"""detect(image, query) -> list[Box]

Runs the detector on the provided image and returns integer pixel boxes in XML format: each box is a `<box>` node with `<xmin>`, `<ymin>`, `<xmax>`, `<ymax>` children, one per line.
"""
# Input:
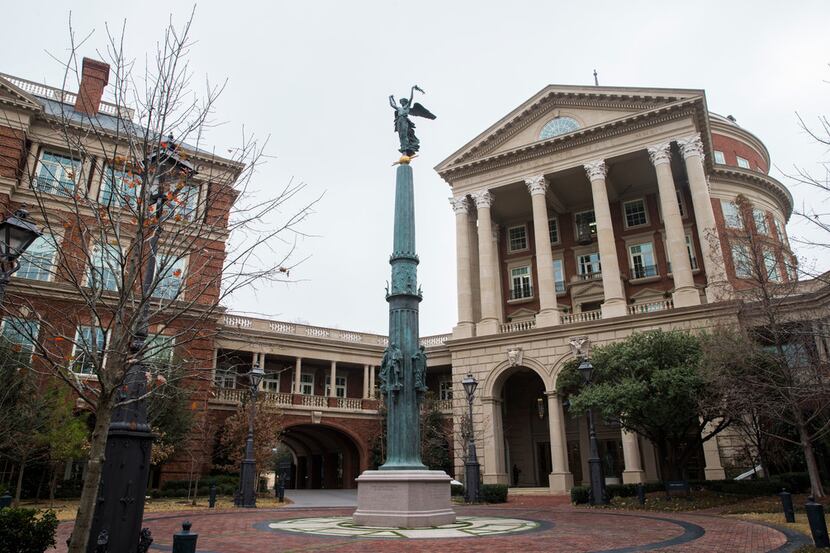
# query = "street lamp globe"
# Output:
<box><xmin>250</xmin><ymin>363</ymin><xmax>265</xmax><ymax>390</ymax></box>
<box><xmin>578</xmin><ymin>360</ymin><xmax>594</xmax><ymax>385</ymax></box>
<box><xmin>462</xmin><ymin>373</ymin><xmax>478</xmax><ymax>401</ymax></box>
<box><xmin>0</xmin><ymin>208</ymin><xmax>41</xmax><ymax>261</ymax></box>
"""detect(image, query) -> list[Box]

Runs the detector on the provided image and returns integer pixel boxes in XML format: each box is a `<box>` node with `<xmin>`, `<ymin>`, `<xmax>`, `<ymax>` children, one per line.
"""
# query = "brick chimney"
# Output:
<box><xmin>74</xmin><ymin>57</ymin><xmax>110</xmax><ymax>115</ymax></box>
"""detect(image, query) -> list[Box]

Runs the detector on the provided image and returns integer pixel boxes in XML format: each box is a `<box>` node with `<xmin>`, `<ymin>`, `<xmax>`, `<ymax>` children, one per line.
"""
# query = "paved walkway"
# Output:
<box><xmin>54</xmin><ymin>496</ymin><xmax>809</xmax><ymax>552</ymax></box>
<box><xmin>284</xmin><ymin>489</ymin><xmax>357</xmax><ymax>509</ymax></box>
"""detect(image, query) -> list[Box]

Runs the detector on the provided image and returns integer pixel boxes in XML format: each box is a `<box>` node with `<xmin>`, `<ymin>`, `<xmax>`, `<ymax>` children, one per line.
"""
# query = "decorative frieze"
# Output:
<box><xmin>583</xmin><ymin>160</ymin><xmax>607</xmax><ymax>181</ymax></box>
<box><xmin>524</xmin><ymin>174</ymin><xmax>548</xmax><ymax>196</ymax></box>
<box><xmin>677</xmin><ymin>133</ymin><xmax>705</xmax><ymax>161</ymax></box>
<box><xmin>449</xmin><ymin>195</ymin><xmax>470</xmax><ymax>215</ymax></box>
<box><xmin>471</xmin><ymin>189</ymin><xmax>494</xmax><ymax>209</ymax></box>
<box><xmin>647</xmin><ymin>142</ymin><xmax>673</xmax><ymax>166</ymax></box>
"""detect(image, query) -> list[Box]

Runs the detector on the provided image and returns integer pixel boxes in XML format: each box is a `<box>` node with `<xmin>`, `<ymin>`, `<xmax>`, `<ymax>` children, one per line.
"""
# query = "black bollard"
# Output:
<box><xmin>636</xmin><ymin>483</ymin><xmax>646</xmax><ymax>506</ymax></box>
<box><xmin>208</xmin><ymin>484</ymin><xmax>217</xmax><ymax>508</ymax></box>
<box><xmin>0</xmin><ymin>492</ymin><xmax>11</xmax><ymax>509</ymax></box>
<box><xmin>172</xmin><ymin>521</ymin><xmax>198</xmax><ymax>553</ymax></box>
<box><xmin>805</xmin><ymin>496</ymin><xmax>830</xmax><ymax>549</ymax></box>
<box><xmin>779</xmin><ymin>489</ymin><xmax>795</xmax><ymax>523</ymax></box>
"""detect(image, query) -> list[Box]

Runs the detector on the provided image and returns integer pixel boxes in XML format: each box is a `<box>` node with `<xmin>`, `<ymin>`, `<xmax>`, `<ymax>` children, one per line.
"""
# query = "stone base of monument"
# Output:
<box><xmin>353</xmin><ymin>470</ymin><xmax>456</xmax><ymax>527</ymax></box>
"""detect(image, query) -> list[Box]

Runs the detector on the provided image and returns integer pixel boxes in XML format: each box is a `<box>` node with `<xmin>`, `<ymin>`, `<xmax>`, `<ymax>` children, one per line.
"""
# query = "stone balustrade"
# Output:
<box><xmin>561</xmin><ymin>310</ymin><xmax>602</xmax><ymax>325</ymax></box>
<box><xmin>626</xmin><ymin>299</ymin><xmax>674</xmax><ymax>315</ymax></box>
<box><xmin>500</xmin><ymin>319</ymin><xmax>537</xmax><ymax>333</ymax></box>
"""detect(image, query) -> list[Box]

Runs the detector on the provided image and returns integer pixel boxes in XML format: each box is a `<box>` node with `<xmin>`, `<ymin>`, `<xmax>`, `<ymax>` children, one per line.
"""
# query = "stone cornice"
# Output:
<box><xmin>710</xmin><ymin>166</ymin><xmax>793</xmax><ymax>218</ymax></box>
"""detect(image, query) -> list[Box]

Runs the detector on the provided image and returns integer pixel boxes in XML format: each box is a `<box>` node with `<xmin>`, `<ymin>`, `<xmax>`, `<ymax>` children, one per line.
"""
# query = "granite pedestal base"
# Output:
<box><xmin>353</xmin><ymin>469</ymin><xmax>456</xmax><ymax>527</ymax></box>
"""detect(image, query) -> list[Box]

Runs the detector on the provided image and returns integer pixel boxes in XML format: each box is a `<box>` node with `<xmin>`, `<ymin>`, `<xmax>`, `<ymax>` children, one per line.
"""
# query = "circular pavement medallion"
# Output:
<box><xmin>266</xmin><ymin>515</ymin><xmax>541</xmax><ymax>539</ymax></box>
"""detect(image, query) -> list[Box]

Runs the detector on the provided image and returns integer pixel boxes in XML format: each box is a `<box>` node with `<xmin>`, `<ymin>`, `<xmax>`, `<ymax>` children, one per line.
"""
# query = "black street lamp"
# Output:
<box><xmin>570</xmin><ymin>336</ymin><xmax>606</xmax><ymax>506</ymax></box>
<box><xmin>462</xmin><ymin>372</ymin><xmax>481</xmax><ymax>503</ymax></box>
<box><xmin>0</xmin><ymin>208</ymin><xmax>42</xmax><ymax>303</ymax></box>
<box><xmin>237</xmin><ymin>363</ymin><xmax>265</xmax><ymax>508</ymax></box>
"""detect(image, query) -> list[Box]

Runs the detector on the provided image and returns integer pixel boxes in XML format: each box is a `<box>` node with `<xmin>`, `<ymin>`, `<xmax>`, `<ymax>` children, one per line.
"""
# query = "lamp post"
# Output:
<box><xmin>569</xmin><ymin>336</ymin><xmax>606</xmax><ymax>506</ymax></box>
<box><xmin>238</xmin><ymin>363</ymin><xmax>265</xmax><ymax>508</ymax></box>
<box><xmin>0</xmin><ymin>208</ymin><xmax>42</xmax><ymax>304</ymax></box>
<box><xmin>462</xmin><ymin>373</ymin><xmax>481</xmax><ymax>503</ymax></box>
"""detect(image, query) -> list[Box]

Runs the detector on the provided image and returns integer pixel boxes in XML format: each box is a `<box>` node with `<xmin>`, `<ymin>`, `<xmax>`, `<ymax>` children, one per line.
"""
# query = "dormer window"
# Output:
<box><xmin>539</xmin><ymin>117</ymin><xmax>580</xmax><ymax>140</ymax></box>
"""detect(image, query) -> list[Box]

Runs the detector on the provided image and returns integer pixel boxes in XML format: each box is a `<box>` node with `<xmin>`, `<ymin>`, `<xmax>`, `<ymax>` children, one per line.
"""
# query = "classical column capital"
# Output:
<box><xmin>583</xmin><ymin>159</ymin><xmax>607</xmax><ymax>181</ymax></box>
<box><xmin>471</xmin><ymin>189</ymin><xmax>494</xmax><ymax>209</ymax></box>
<box><xmin>677</xmin><ymin>133</ymin><xmax>705</xmax><ymax>161</ymax></box>
<box><xmin>524</xmin><ymin>174</ymin><xmax>548</xmax><ymax>196</ymax></box>
<box><xmin>449</xmin><ymin>195</ymin><xmax>470</xmax><ymax>215</ymax></box>
<box><xmin>647</xmin><ymin>142</ymin><xmax>673</xmax><ymax>166</ymax></box>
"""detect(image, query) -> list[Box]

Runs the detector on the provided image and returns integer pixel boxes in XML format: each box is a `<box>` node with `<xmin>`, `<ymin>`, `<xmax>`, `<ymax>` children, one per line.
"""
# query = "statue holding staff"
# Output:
<box><xmin>390</xmin><ymin>85</ymin><xmax>436</xmax><ymax>157</ymax></box>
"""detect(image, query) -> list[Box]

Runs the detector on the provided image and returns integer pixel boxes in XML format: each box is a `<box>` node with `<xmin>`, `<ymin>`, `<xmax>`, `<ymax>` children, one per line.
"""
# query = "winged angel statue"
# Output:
<box><xmin>390</xmin><ymin>85</ymin><xmax>436</xmax><ymax>156</ymax></box>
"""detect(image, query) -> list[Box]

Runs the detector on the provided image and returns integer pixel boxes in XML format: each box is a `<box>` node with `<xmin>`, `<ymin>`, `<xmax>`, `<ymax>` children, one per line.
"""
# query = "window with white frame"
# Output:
<box><xmin>574</xmin><ymin>210</ymin><xmax>597</xmax><ymax>241</ymax></box>
<box><xmin>299</xmin><ymin>373</ymin><xmax>314</xmax><ymax>395</ymax></box>
<box><xmin>214</xmin><ymin>368</ymin><xmax>237</xmax><ymax>389</ymax></box>
<box><xmin>736</xmin><ymin>156</ymin><xmax>750</xmax><ymax>169</ymax></box>
<box><xmin>553</xmin><ymin>259</ymin><xmax>565</xmax><ymax>293</ymax></box>
<box><xmin>168</xmin><ymin>184</ymin><xmax>200</xmax><ymax>222</ymax></box>
<box><xmin>721</xmin><ymin>200</ymin><xmax>742</xmax><ymax>228</ymax></box>
<box><xmin>628</xmin><ymin>242</ymin><xmax>657</xmax><ymax>279</ymax></box>
<box><xmin>263</xmin><ymin>373</ymin><xmax>280</xmax><ymax>393</ymax></box>
<box><xmin>509</xmin><ymin>266</ymin><xmax>533</xmax><ymax>299</ymax></box>
<box><xmin>0</xmin><ymin>317</ymin><xmax>39</xmax><ymax>356</ymax></box>
<box><xmin>439</xmin><ymin>378</ymin><xmax>453</xmax><ymax>401</ymax></box>
<box><xmin>72</xmin><ymin>325</ymin><xmax>106</xmax><ymax>375</ymax></box>
<box><xmin>713</xmin><ymin>150</ymin><xmax>726</xmax><ymax>164</ymax></box>
<box><xmin>153</xmin><ymin>254</ymin><xmax>186</xmax><ymax>300</ymax></box>
<box><xmin>507</xmin><ymin>225</ymin><xmax>528</xmax><ymax>252</ymax></box>
<box><xmin>325</xmin><ymin>376</ymin><xmax>347</xmax><ymax>398</ymax></box>
<box><xmin>578</xmin><ymin>251</ymin><xmax>601</xmax><ymax>277</ymax></box>
<box><xmin>732</xmin><ymin>243</ymin><xmax>752</xmax><ymax>278</ymax></box>
<box><xmin>763</xmin><ymin>248</ymin><xmax>781</xmax><ymax>282</ymax></box>
<box><xmin>16</xmin><ymin>234</ymin><xmax>58</xmax><ymax>281</ymax></box>
<box><xmin>35</xmin><ymin>151</ymin><xmax>80</xmax><ymax>196</ymax></box>
<box><xmin>99</xmin><ymin>164</ymin><xmax>139</xmax><ymax>207</ymax></box>
<box><xmin>548</xmin><ymin>217</ymin><xmax>559</xmax><ymax>244</ymax></box>
<box><xmin>88</xmin><ymin>242</ymin><xmax>122</xmax><ymax>292</ymax></box>
<box><xmin>623</xmin><ymin>199</ymin><xmax>648</xmax><ymax>228</ymax></box>
<box><xmin>753</xmin><ymin>209</ymin><xmax>769</xmax><ymax>235</ymax></box>
<box><xmin>774</xmin><ymin>219</ymin><xmax>788</xmax><ymax>245</ymax></box>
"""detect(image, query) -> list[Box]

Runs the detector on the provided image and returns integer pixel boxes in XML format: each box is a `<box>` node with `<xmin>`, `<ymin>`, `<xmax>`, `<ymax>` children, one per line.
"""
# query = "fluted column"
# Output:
<box><xmin>547</xmin><ymin>391</ymin><xmax>574</xmax><ymax>493</ymax></box>
<box><xmin>472</xmin><ymin>190</ymin><xmax>500</xmax><ymax>335</ymax></box>
<box><xmin>621</xmin><ymin>428</ymin><xmax>646</xmax><ymax>484</ymax></box>
<box><xmin>481</xmin><ymin>397</ymin><xmax>508</xmax><ymax>484</ymax></box>
<box><xmin>491</xmin><ymin>224</ymin><xmax>505</xmax><ymax>324</ymax></box>
<box><xmin>677</xmin><ymin>134</ymin><xmax>732</xmax><ymax>302</ymax></box>
<box><xmin>584</xmin><ymin>160</ymin><xmax>627</xmax><ymax>318</ymax></box>
<box><xmin>525</xmin><ymin>175</ymin><xmax>561</xmax><ymax>327</ymax></box>
<box><xmin>362</xmin><ymin>364</ymin><xmax>370</xmax><ymax>399</ymax></box>
<box><xmin>293</xmin><ymin>357</ymin><xmax>303</xmax><ymax>394</ymax></box>
<box><xmin>450</xmin><ymin>196</ymin><xmax>475</xmax><ymax>338</ymax></box>
<box><xmin>329</xmin><ymin>360</ymin><xmax>337</xmax><ymax>398</ymax></box>
<box><xmin>369</xmin><ymin>365</ymin><xmax>376</xmax><ymax>398</ymax></box>
<box><xmin>648</xmin><ymin>143</ymin><xmax>700</xmax><ymax>307</ymax></box>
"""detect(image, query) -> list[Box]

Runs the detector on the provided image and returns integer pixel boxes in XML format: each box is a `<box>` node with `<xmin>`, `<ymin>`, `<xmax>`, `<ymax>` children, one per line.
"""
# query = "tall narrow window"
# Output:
<box><xmin>548</xmin><ymin>217</ymin><xmax>559</xmax><ymax>244</ymax></box>
<box><xmin>774</xmin><ymin>219</ymin><xmax>788</xmax><ymax>245</ymax></box>
<box><xmin>732</xmin><ymin>243</ymin><xmax>752</xmax><ymax>278</ymax></box>
<box><xmin>628</xmin><ymin>242</ymin><xmax>657</xmax><ymax>279</ymax></box>
<box><xmin>763</xmin><ymin>248</ymin><xmax>781</xmax><ymax>282</ymax></box>
<box><xmin>153</xmin><ymin>254</ymin><xmax>186</xmax><ymax>300</ymax></box>
<box><xmin>325</xmin><ymin>376</ymin><xmax>347</xmax><ymax>398</ymax></box>
<box><xmin>721</xmin><ymin>200</ymin><xmax>742</xmax><ymax>228</ymax></box>
<box><xmin>578</xmin><ymin>252</ymin><xmax>601</xmax><ymax>277</ymax></box>
<box><xmin>574</xmin><ymin>210</ymin><xmax>597</xmax><ymax>242</ymax></box>
<box><xmin>100</xmin><ymin>165</ymin><xmax>139</xmax><ymax>207</ymax></box>
<box><xmin>753</xmin><ymin>209</ymin><xmax>769</xmax><ymax>235</ymax></box>
<box><xmin>300</xmin><ymin>373</ymin><xmax>314</xmax><ymax>395</ymax></box>
<box><xmin>35</xmin><ymin>152</ymin><xmax>80</xmax><ymax>196</ymax></box>
<box><xmin>508</xmin><ymin>225</ymin><xmax>528</xmax><ymax>252</ymax></box>
<box><xmin>713</xmin><ymin>150</ymin><xmax>726</xmax><ymax>164</ymax></box>
<box><xmin>623</xmin><ymin>199</ymin><xmax>648</xmax><ymax>228</ymax></box>
<box><xmin>88</xmin><ymin>243</ymin><xmax>122</xmax><ymax>292</ymax></box>
<box><xmin>72</xmin><ymin>326</ymin><xmax>106</xmax><ymax>375</ymax></box>
<box><xmin>553</xmin><ymin>259</ymin><xmax>565</xmax><ymax>293</ymax></box>
<box><xmin>16</xmin><ymin>234</ymin><xmax>58</xmax><ymax>281</ymax></box>
<box><xmin>439</xmin><ymin>378</ymin><xmax>453</xmax><ymax>401</ymax></box>
<box><xmin>510</xmin><ymin>266</ymin><xmax>533</xmax><ymax>299</ymax></box>
<box><xmin>676</xmin><ymin>190</ymin><xmax>686</xmax><ymax>217</ymax></box>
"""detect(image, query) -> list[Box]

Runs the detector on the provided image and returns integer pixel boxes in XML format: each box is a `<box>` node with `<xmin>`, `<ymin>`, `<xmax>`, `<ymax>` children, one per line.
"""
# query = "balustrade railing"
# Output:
<box><xmin>301</xmin><ymin>395</ymin><xmax>329</xmax><ymax>407</ymax></box>
<box><xmin>561</xmin><ymin>310</ymin><xmax>602</xmax><ymax>324</ymax></box>
<box><xmin>434</xmin><ymin>399</ymin><xmax>453</xmax><ymax>413</ymax></box>
<box><xmin>336</xmin><ymin>398</ymin><xmax>363</xmax><ymax>410</ymax></box>
<box><xmin>626</xmin><ymin>299</ymin><xmax>674</xmax><ymax>315</ymax></box>
<box><xmin>500</xmin><ymin>319</ymin><xmax>536</xmax><ymax>333</ymax></box>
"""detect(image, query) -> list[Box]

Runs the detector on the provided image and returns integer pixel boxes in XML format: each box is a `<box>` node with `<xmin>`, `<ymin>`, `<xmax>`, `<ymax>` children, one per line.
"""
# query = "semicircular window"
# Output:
<box><xmin>539</xmin><ymin>117</ymin><xmax>580</xmax><ymax>140</ymax></box>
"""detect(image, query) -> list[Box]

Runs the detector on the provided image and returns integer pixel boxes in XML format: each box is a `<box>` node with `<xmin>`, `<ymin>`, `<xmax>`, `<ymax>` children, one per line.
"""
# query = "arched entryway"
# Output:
<box><xmin>502</xmin><ymin>369</ymin><xmax>550</xmax><ymax>487</ymax></box>
<box><xmin>280</xmin><ymin>424</ymin><xmax>363</xmax><ymax>489</ymax></box>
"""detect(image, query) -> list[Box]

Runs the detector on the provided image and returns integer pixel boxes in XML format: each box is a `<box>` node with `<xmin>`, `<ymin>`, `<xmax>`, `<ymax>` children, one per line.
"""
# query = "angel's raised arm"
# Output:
<box><xmin>389</xmin><ymin>95</ymin><xmax>397</xmax><ymax>109</ymax></box>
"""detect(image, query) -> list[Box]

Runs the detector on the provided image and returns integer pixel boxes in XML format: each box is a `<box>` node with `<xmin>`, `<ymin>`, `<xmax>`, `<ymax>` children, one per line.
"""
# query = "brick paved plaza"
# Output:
<box><xmin>54</xmin><ymin>496</ymin><xmax>809</xmax><ymax>552</ymax></box>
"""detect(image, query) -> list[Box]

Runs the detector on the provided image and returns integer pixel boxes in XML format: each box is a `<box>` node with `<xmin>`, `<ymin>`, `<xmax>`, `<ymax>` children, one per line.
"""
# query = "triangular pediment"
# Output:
<box><xmin>508</xmin><ymin>307</ymin><xmax>537</xmax><ymax>321</ymax></box>
<box><xmin>0</xmin><ymin>75</ymin><xmax>44</xmax><ymax>112</ymax></box>
<box><xmin>570</xmin><ymin>280</ymin><xmax>605</xmax><ymax>299</ymax></box>
<box><xmin>630</xmin><ymin>287</ymin><xmax>668</xmax><ymax>301</ymax></box>
<box><xmin>435</xmin><ymin>84</ymin><xmax>705</xmax><ymax>176</ymax></box>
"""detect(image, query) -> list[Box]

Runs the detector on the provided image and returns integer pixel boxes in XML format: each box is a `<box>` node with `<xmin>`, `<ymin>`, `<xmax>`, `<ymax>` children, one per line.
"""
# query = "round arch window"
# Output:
<box><xmin>539</xmin><ymin>117</ymin><xmax>580</xmax><ymax>140</ymax></box>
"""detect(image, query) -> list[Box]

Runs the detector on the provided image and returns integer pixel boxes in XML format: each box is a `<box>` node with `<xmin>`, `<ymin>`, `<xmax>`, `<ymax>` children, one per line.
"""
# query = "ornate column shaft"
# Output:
<box><xmin>369</xmin><ymin>365</ymin><xmax>376</xmax><ymax>399</ymax></box>
<box><xmin>293</xmin><ymin>357</ymin><xmax>303</xmax><ymax>394</ymax></box>
<box><xmin>678</xmin><ymin>134</ymin><xmax>731</xmax><ymax>302</ymax></box>
<box><xmin>468</xmin><ymin>213</ymin><xmax>482</xmax><ymax>323</ymax></box>
<box><xmin>547</xmin><ymin>391</ymin><xmax>574</xmax><ymax>493</ymax></box>
<box><xmin>363</xmin><ymin>364</ymin><xmax>370</xmax><ymax>399</ymax></box>
<box><xmin>491</xmin><ymin>224</ymin><xmax>505</xmax><ymax>324</ymax></box>
<box><xmin>481</xmin><ymin>397</ymin><xmax>508</xmax><ymax>485</ymax></box>
<box><xmin>329</xmin><ymin>361</ymin><xmax>338</xmax><ymax>398</ymax></box>
<box><xmin>526</xmin><ymin>175</ymin><xmax>561</xmax><ymax>327</ymax></box>
<box><xmin>647</xmin><ymin>143</ymin><xmax>700</xmax><ymax>307</ymax></box>
<box><xmin>450</xmin><ymin>196</ymin><xmax>475</xmax><ymax>338</ymax></box>
<box><xmin>472</xmin><ymin>190</ymin><xmax>500</xmax><ymax>335</ymax></box>
<box><xmin>584</xmin><ymin>160</ymin><xmax>627</xmax><ymax>318</ymax></box>
<box><xmin>621</xmin><ymin>428</ymin><xmax>646</xmax><ymax>484</ymax></box>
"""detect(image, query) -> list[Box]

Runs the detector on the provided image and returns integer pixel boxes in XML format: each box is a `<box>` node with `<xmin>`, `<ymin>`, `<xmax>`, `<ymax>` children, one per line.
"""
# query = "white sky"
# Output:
<box><xmin>4</xmin><ymin>1</ymin><xmax>830</xmax><ymax>336</ymax></box>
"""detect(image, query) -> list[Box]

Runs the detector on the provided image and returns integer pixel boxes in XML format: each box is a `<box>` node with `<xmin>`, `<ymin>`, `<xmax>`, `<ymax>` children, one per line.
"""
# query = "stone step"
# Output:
<box><xmin>508</xmin><ymin>487</ymin><xmax>551</xmax><ymax>495</ymax></box>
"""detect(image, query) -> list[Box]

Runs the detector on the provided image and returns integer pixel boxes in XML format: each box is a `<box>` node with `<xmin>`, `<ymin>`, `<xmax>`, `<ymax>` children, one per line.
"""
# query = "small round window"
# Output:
<box><xmin>539</xmin><ymin>117</ymin><xmax>580</xmax><ymax>140</ymax></box>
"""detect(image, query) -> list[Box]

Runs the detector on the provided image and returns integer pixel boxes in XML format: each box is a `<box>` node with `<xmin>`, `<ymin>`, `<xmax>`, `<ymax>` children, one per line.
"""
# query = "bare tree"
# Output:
<box><xmin>0</xmin><ymin>12</ymin><xmax>317</xmax><ymax>552</ymax></box>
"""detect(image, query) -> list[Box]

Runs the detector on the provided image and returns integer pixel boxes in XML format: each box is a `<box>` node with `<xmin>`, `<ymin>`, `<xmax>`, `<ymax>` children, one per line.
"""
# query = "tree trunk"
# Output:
<box><xmin>13</xmin><ymin>457</ymin><xmax>26</xmax><ymax>506</ymax></box>
<box><xmin>801</xmin><ymin>431</ymin><xmax>825</xmax><ymax>498</ymax></box>
<box><xmin>49</xmin><ymin>463</ymin><xmax>60</xmax><ymax>503</ymax></box>
<box><xmin>67</xmin><ymin>398</ymin><xmax>113</xmax><ymax>553</ymax></box>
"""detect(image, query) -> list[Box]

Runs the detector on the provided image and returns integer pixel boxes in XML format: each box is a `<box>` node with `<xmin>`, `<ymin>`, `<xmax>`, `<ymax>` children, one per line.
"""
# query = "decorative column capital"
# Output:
<box><xmin>449</xmin><ymin>195</ymin><xmax>470</xmax><ymax>215</ymax></box>
<box><xmin>524</xmin><ymin>174</ymin><xmax>548</xmax><ymax>196</ymax></box>
<box><xmin>583</xmin><ymin>160</ymin><xmax>607</xmax><ymax>181</ymax></box>
<box><xmin>471</xmin><ymin>190</ymin><xmax>494</xmax><ymax>209</ymax></box>
<box><xmin>677</xmin><ymin>133</ymin><xmax>705</xmax><ymax>161</ymax></box>
<box><xmin>647</xmin><ymin>142</ymin><xmax>673</xmax><ymax>166</ymax></box>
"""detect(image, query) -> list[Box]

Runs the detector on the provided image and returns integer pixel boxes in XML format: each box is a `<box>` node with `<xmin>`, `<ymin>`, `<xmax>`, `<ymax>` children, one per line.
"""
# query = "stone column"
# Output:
<box><xmin>546</xmin><ymin>392</ymin><xmax>574</xmax><ymax>493</ymax></box>
<box><xmin>584</xmin><ymin>160</ymin><xmax>627</xmax><ymax>318</ymax></box>
<box><xmin>450</xmin><ymin>196</ymin><xmax>475</xmax><ymax>338</ymax></box>
<box><xmin>472</xmin><ymin>190</ymin><xmax>500</xmax><ymax>335</ymax></box>
<box><xmin>293</xmin><ymin>357</ymin><xmax>303</xmax><ymax>394</ymax></box>
<box><xmin>329</xmin><ymin>361</ymin><xmax>338</xmax><ymax>398</ymax></box>
<box><xmin>369</xmin><ymin>365</ymin><xmax>376</xmax><ymax>398</ymax></box>
<box><xmin>702</xmin><ymin>422</ymin><xmax>726</xmax><ymax>480</ymax></box>
<box><xmin>647</xmin><ymin>143</ymin><xmax>700</xmax><ymax>307</ymax></box>
<box><xmin>677</xmin><ymin>133</ymin><xmax>731</xmax><ymax>302</ymax></box>
<box><xmin>491</xmin><ymin>224</ymin><xmax>505</xmax><ymax>324</ymax></box>
<box><xmin>621</xmin><ymin>428</ymin><xmax>646</xmax><ymax>484</ymax></box>
<box><xmin>525</xmin><ymin>175</ymin><xmax>561</xmax><ymax>327</ymax></box>
<box><xmin>481</xmin><ymin>397</ymin><xmax>508</xmax><ymax>484</ymax></box>
<box><xmin>469</xmin><ymin>213</ymin><xmax>482</xmax><ymax>323</ymax></box>
<box><xmin>363</xmin><ymin>364</ymin><xmax>370</xmax><ymax>399</ymax></box>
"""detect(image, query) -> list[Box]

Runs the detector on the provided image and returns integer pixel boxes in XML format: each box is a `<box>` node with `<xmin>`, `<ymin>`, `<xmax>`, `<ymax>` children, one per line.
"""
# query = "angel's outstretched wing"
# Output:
<box><xmin>409</xmin><ymin>102</ymin><xmax>437</xmax><ymax>120</ymax></box>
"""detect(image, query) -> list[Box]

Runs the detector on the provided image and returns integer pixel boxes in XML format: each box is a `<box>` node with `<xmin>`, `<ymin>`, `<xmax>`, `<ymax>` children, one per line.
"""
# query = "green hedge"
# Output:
<box><xmin>157</xmin><ymin>475</ymin><xmax>239</xmax><ymax>497</ymax></box>
<box><xmin>571</xmin><ymin>486</ymin><xmax>590</xmax><ymax>504</ymax></box>
<box><xmin>481</xmin><ymin>484</ymin><xmax>508</xmax><ymax>503</ymax></box>
<box><xmin>450</xmin><ymin>483</ymin><xmax>464</xmax><ymax>496</ymax></box>
<box><xmin>0</xmin><ymin>508</ymin><xmax>58</xmax><ymax>553</ymax></box>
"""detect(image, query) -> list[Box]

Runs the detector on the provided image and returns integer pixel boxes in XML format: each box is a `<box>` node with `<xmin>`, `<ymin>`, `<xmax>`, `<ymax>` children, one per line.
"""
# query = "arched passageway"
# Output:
<box><xmin>502</xmin><ymin>369</ymin><xmax>551</xmax><ymax>487</ymax></box>
<box><xmin>279</xmin><ymin>424</ymin><xmax>363</xmax><ymax>489</ymax></box>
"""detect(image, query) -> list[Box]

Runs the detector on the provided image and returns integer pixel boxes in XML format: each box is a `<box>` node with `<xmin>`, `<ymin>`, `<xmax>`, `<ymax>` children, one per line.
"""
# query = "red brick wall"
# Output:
<box><xmin>0</xmin><ymin>126</ymin><xmax>26</xmax><ymax>180</ymax></box>
<box><xmin>712</xmin><ymin>133</ymin><xmax>768</xmax><ymax>173</ymax></box>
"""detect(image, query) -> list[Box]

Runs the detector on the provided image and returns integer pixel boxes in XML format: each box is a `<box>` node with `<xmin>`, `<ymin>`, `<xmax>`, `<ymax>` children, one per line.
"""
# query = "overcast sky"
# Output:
<box><xmin>4</xmin><ymin>1</ymin><xmax>830</xmax><ymax>336</ymax></box>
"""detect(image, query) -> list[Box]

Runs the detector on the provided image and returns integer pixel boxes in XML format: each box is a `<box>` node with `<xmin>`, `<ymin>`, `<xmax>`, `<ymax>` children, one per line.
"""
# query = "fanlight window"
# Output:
<box><xmin>539</xmin><ymin>117</ymin><xmax>580</xmax><ymax>140</ymax></box>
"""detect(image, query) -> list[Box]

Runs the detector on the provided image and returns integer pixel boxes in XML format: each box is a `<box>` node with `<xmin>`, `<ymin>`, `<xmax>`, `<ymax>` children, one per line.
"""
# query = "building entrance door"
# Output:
<box><xmin>537</xmin><ymin>441</ymin><xmax>551</xmax><ymax>485</ymax></box>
